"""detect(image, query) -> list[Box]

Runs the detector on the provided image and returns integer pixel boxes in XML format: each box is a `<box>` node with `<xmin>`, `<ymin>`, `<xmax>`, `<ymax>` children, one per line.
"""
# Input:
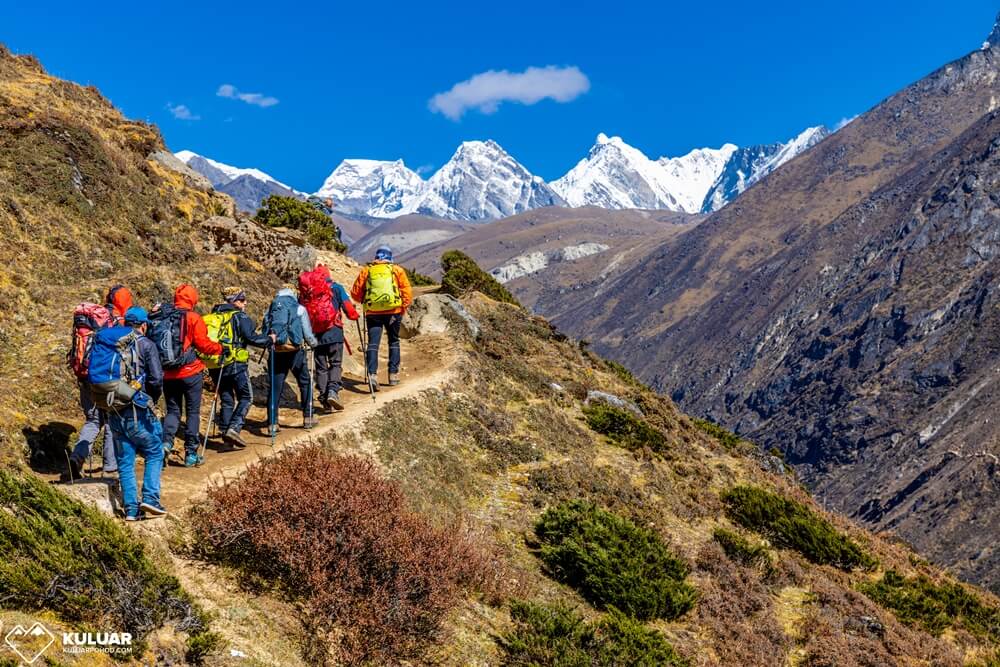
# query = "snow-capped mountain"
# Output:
<box><xmin>700</xmin><ymin>126</ymin><xmax>830</xmax><ymax>212</ymax></box>
<box><xmin>175</xmin><ymin>150</ymin><xmax>301</xmax><ymax>213</ymax></box>
<box><xmin>400</xmin><ymin>140</ymin><xmax>564</xmax><ymax>221</ymax></box>
<box><xmin>316</xmin><ymin>159</ymin><xmax>424</xmax><ymax>218</ymax></box>
<box><xmin>551</xmin><ymin>134</ymin><xmax>737</xmax><ymax>213</ymax></box>
<box><xmin>551</xmin><ymin>127</ymin><xmax>828</xmax><ymax>215</ymax></box>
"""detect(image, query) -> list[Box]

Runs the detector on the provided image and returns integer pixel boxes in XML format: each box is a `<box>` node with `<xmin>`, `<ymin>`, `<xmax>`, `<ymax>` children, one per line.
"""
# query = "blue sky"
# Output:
<box><xmin>3</xmin><ymin>1</ymin><xmax>997</xmax><ymax>190</ymax></box>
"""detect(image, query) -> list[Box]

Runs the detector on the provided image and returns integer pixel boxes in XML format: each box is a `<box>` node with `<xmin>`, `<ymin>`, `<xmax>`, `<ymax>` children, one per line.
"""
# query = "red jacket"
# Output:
<box><xmin>164</xmin><ymin>284</ymin><xmax>223</xmax><ymax>380</ymax></box>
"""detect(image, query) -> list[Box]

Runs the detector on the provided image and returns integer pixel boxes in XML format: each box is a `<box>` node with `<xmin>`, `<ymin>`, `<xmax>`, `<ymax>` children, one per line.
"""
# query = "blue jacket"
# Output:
<box><xmin>135</xmin><ymin>335</ymin><xmax>163</xmax><ymax>404</ymax></box>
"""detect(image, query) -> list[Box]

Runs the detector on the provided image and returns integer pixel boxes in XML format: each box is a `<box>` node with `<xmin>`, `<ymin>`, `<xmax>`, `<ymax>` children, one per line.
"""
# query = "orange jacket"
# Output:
<box><xmin>350</xmin><ymin>261</ymin><xmax>412</xmax><ymax>315</ymax></box>
<box><xmin>106</xmin><ymin>286</ymin><xmax>134</xmax><ymax>325</ymax></box>
<box><xmin>164</xmin><ymin>284</ymin><xmax>223</xmax><ymax>380</ymax></box>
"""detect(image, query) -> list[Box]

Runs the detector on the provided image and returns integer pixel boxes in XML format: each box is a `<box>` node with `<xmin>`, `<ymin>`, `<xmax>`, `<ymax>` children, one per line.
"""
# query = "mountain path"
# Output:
<box><xmin>41</xmin><ymin>330</ymin><xmax>457</xmax><ymax>513</ymax></box>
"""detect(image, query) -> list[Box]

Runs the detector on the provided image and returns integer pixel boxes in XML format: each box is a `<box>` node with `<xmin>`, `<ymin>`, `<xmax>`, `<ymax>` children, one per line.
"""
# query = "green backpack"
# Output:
<box><xmin>198</xmin><ymin>310</ymin><xmax>249</xmax><ymax>369</ymax></box>
<box><xmin>364</xmin><ymin>263</ymin><xmax>402</xmax><ymax>312</ymax></box>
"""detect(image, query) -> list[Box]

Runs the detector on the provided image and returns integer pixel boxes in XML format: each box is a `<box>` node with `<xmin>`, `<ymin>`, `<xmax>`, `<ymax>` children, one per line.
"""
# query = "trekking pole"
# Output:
<box><xmin>269</xmin><ymin>345</ymin><xmax>276</xmax><ymax>453</ymax></box>
<box><xmin>199</xmin><ymin>365</ymin><xmax>226</xmax><ymax>459</ymax></box>
<box><xmin>307</xmin><ymin>347</ymin><xmax>315</xmax><ymax>423</ymax></box>
<box><xmin>356</xmin><ymin>317</ymin><xmax>375</xmax><ymax>402</ymax></box>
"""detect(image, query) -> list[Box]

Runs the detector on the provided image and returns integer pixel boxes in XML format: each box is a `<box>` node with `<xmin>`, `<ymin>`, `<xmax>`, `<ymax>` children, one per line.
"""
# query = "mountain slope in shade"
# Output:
<box><xmin>700</xmin><ymin>126</ymin><xmax>830</xmax><ymax>212</ymax></box>
<box><xmin>546</xmin><ymin>29</ymin><xmax>1000</xmax><ymax>593</ymax></box>
<box><xmin>175</xmin><ymin>150</ymin><xmax>300</xmax><ymax>213</ymax></box>
<box><xmin>315</xmin><ymin>159</ymin><xmax>424</xmax><ymax>218</ymax></box>
<box><xmin>402</xmin><ymin>140</ymin><xmax>564</xmax><ymax>221</ymax></box>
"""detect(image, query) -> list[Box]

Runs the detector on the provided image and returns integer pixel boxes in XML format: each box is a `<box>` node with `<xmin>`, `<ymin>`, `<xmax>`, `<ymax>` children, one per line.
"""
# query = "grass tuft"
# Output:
<box><xmin>499</xmin><ymin>600</ymin><xmax>688</xmax><ymax>666</ymax></box>
<box><xmin>712</xmin><ymin>527</ymin><xmax>774</xmax><ymax>574</ymax></box>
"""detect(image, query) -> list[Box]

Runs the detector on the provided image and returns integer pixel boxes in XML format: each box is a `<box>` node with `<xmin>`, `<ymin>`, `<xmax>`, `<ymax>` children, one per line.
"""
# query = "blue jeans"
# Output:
<box><xmin>109</xmin><ymin>407</ymin><xmax>164</xmax><ymax>516</ymax></box>
<box><xmin>366</xmin><ymin>313</ymin><xmax>402</xmax><ymax>376</ymax></box>
<box><xmin>72</xmin><ymin>383</ymin><xmax>117</xmax><ymax>472</ymax></box>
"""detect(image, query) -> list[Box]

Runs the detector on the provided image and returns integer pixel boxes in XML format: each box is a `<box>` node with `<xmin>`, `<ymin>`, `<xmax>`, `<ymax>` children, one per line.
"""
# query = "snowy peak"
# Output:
<box><xmin>551</xmin><ymin>134</ymin><xmax>729</xmax><ymax>213</ymax></box>
<box><xmin>700</xmin><ymin>125</ymin><xmax>829</xmax><ymax>212</ymax></box>
<box><xmin>316</xmin><ymin>159</ymin><xmax>424</xmax><ymax>218</ymax></box>
<box><xmin>175</xmin><ymin>151</ymin><xmax>293</xmax><ymax>191</ymax></box>
<box><xmin>175</xmin><ymin>150</ymin><xmax>301</xmax><ymax>212</ymax></box>
<box><xmin>403</xmin><ymin>139</ymin><xmax>564</xmax><ymax>221</ymax></box>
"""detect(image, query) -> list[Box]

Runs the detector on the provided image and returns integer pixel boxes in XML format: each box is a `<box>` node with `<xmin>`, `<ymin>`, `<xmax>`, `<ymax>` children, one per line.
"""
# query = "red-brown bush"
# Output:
<box><xmin>191</xmin><ymin>446</ymin><xmax>503</xmax><ymax>664</ymax></box>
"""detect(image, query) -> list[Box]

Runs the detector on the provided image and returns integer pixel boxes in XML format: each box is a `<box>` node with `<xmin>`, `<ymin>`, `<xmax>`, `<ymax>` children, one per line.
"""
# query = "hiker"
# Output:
<box><xmin>151</xmin><ymin>284</ymin><xmax>222</xmax><ymax>467</ymax></box>
<box><xmin>265</xmin><ymin>284</ymin><xmax>319</xmax><ymax>432</ymax></box>
<box><xmin>65</xmin><ymin>302</ymin><xmax>117</xmax><ymax>480</ymax></box>
<box><xmin>104</xmin><ymin>284</ymin><xmax>135</xmax><ymax>326</ymax></box>
<box><xmin>87</xmin><ymin>306</ymin><xmax>165</xmax><ymax>521</ymax></box>
<box><xmin>207</xmin><ymin>287</ymin><xmax>275</xmax><ymax>448</ymax></box>
<box><xmin>304</xmin><ymin>265</ymin><xmax>359</xmax><ymax>411</ymax></box>
<box><xmin>350</xmin><ymin>245</ymin><xmax>412</xmax><ymax>387</ymax></box>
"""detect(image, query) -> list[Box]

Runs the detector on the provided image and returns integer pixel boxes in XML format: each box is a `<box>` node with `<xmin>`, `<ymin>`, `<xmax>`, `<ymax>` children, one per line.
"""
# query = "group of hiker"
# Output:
<box><xmin>65</xmin><ymin>246</ymin><xmax>412</xmax><ymax>521</ymax></box>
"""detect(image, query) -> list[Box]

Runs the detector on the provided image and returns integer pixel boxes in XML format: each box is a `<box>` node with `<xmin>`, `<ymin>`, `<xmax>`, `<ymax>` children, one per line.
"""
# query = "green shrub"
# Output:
<box><xmin>721</xmin><ymin>486</ymin><xmax>876</xmax><ymax>571</ymax></box>
<box><xmin>0</xmin><ymin>469</ymin><xmax>212</xmax><ymax>652</ymax></box>
<box><xmin>858</xmin><ymin>570</ymin><xmax>1000</xmax><ymax>640</ymax></box>
<box><xmin>582</xmin><ymin>403</ymin><xmax>668</xmax><ymax>453</ymax></box>
<box><xmin>440</xmin><ymin>250</ymin><xmax>521</xmax><ymax>306</ymax></box>
<box><xmin>692</xmin><ymin>417</ymin><xmax>748</xmax><ymax>452</ymax></box>
<box><xmin>534</xmin><ymin>501</ymin><xmax>697</xmax><ymax>621</ymax></box>
<box><xmin>712</xmin><ymin>527</ymin><xmax>774</xmax><ymax>573</ymax></box>
<box><xmin>405</xmin><ymin>266</ymin><xmax>436</xmax><ymax>286</ymax></box>
<box><xmin>499</xmin><ymin>600</ymin><xmax>688</xmax><ymax>666</ymax></box>
<box><xmin>254</xmin><ymin>194</ymin><xmax>346</xmax><ymax>252</ymax></box>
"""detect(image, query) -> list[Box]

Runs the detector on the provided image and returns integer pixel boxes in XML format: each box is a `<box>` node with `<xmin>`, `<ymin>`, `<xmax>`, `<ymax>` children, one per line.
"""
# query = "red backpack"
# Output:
<box><xmin>67</xmin><ymin>303</ymin><xmax>112</xmax><ymax>379</ymax></box>
<box><xmin>298</xmin><ymin>268</ymin><xmax>339</xmax><ymax>335</ymax></box>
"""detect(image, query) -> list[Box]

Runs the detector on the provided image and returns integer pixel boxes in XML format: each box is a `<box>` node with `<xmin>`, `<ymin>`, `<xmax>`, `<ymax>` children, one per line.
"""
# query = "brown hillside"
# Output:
<box><xmin>547</xmin><ymin>31</ymin><xmax>1000</xmax><ymax>592</ymax></box>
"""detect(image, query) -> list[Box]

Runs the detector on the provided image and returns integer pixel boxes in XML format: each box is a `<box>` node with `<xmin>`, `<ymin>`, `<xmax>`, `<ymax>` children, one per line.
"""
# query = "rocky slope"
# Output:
<box><xmin>550</xmin><ymin>23</ymin><xmax>1000</xmax><ymax>593</ymax></box>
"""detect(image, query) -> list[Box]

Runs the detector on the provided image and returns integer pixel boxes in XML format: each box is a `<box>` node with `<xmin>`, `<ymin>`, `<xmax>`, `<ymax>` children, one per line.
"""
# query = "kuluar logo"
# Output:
<box><xmin>5</xmin><ymin>622</ymin><xmax>55</xmax><ymax>664</ymax></box>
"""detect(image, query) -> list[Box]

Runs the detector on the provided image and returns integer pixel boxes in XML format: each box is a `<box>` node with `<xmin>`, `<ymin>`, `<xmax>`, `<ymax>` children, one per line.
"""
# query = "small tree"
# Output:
<box><xmin>254</xmin><ymin>195</ymin><xmax>347</xmax><ymax>253</ymax></box>
<box><xmin>440</xmin><ymin>250</ymin><xmax>521</xmax><ymax>306</ymax></box>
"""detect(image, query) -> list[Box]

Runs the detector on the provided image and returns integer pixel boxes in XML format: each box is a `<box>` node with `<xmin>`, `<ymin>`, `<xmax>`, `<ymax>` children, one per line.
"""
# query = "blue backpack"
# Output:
<box><xmin>264</xmin><ymin>294</ymin><xmax>303</xmax><ymax>348</ymax></box>
<box><xmin>87</xmin><ymin>326</ymin><xmax>141</xmax><ymax>410</ymax></box>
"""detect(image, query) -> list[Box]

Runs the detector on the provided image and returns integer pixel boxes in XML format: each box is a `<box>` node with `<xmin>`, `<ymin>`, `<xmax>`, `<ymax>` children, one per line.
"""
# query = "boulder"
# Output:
<box><xmin>400</xmin><ymin>294</ymin><xmax>481</xmax><ymax>339</ymax></box>
<box><xmin>59</xmin><ymin>479</ymin><xmax>118</xmax><ymax>516</ymax></box>
<box><xmin>201</xmin><ymin>215</ymin><xmax>318</xmax><ymax>280</ymax></box>
<box><xmin>585</xmin><ymin>390</ymin><xmax>643</xmax><ymax>417</ymax></box>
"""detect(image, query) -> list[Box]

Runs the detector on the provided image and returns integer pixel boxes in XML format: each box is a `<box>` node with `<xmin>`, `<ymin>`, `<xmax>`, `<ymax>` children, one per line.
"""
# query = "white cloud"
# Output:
<box><xmin>834</xmin><ymin>115</ymin><xmax>858</xmax><ymax>131</ymax></box>
<box><xmin>415</xmin><ymin>163</ymin><xmax>435</xmax><ymax>176</ymax></box>
<box><xmin>429</xmin><ymin>65</ymin><xmax>590</xmax><ymax>121</ymax></box>
<box><xmin>166</xmin><ymin>103</ymin><xmax>200</xmax><ymax>120</ymax></box>
<box><xmin>216</xmin><ymin>83</ymin><xmax>279</xmax><ymax>108</ymax></box>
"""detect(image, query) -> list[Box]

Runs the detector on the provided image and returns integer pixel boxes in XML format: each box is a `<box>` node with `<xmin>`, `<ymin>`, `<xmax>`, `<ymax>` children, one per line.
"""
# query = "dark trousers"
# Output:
<box><xmin>163</xmin><ymin>374</ymin><xmax>203</xmax><ymax>455</ymax></box>
<box><xmin>366</xmin><ymin>313</ymin><xmax>401</xmax><ymax>376</ymax></box>
<box><xmin>314</xmin><ymin>342</ymin><xmax>344</xmax><ymax>397</ymax></box>
<box><xmin>210</xmin><ymin>365</ymin><xmax>253</xmax><ymax>435</ymax></box>
<box><xmin>268</xmin><ymin>349</ymin><xmax>312</xmax><ymax>424</ymax></box>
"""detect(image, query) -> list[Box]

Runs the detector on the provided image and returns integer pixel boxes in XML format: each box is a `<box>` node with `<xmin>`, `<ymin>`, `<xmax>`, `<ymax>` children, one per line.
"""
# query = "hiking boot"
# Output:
<box><xmin>302</xmin><ymin>416</ymin><xmax>319</xmax><ymax>430</ymax></box>
<box><xmin>326</xmin><ymin>390</ymin><xmax>344</xmax><ymax>411</ymax></box>
<box><xmin>223</xmin><ymin>428</ymin><xmax>247</xmax><ymax>448</ymax></box>
<box><xmin>60</xmin><ymin>457</ymin><xmax>84</xmax><ymax>483</ymax></box>
<box><xmin>319</xmin><ymin>393</ymin><xmax>331</xmax><ymax>410</ymax></box>
<box><xmin>124</xmin><ymin>512</ymin><xmax>142</xmax><ymax>522</ymax></box>
<box><xmin>140</xmin><ymin>501</ymin><xmax>168</xmax><ymax>517</ymax></box>
<box><xmin>184</xmin><ymin>452</ymin><xmax>204</xmax><ymax>468</ymax></box>
<box><xmin>388</xmin><ymin>373</ymin><xmax>400</xmax><ymax>386</ymax></box>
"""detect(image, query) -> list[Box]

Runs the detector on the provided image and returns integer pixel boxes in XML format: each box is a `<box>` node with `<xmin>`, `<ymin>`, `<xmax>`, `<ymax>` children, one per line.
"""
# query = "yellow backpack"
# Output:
<box><xmin>364</xmin><ymin>263</ymin><xmax>402</xmax><ymax>311</ymax></box>
<box><xmin>198</xmin><ymin>310</ymin><xmax>249</xmax><ymax>369</ymax></box>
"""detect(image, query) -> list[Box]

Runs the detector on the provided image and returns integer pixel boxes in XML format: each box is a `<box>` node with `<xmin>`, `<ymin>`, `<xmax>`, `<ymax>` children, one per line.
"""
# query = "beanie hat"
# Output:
<box><xmin>223</xmin><ymin>286</ymin><xmax>246</xmax><ymax>303</ymax></box>
<box><xmin>375</xmin><ymin>245</ymin><xmax>393</xmax><ymax>261</ymax></box>
<box><xmin>124</xmin><ymin>306</ymin><xmax>148</xmax><ymax>325</ymax></box>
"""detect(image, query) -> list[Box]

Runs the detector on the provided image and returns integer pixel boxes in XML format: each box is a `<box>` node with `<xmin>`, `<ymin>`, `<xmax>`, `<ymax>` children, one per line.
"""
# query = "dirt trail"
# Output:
<box><xmin>40</xmin><ymin>327</ymin><xmax>457</xmax><ymax>513</ymax></box>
